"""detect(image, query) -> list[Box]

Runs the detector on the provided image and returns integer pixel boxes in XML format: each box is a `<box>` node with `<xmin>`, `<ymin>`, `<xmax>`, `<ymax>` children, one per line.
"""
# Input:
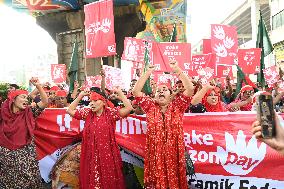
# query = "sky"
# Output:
<box><xmin>0</xmin><ymin>4</ymin><xmax>57</xmax><ymax>85</ymax></box>
<box><xmin>188</xmin><ymin>0</ymin><xmax>246</xmax><ymax>45</ymax></box>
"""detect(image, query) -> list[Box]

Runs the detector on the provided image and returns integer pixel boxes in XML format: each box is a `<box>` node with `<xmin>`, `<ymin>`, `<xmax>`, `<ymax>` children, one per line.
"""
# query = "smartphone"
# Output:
<box><xmin>256</xmin><ymin>94</ymin><xmax>276</xmax><ymax>138</ymax></box>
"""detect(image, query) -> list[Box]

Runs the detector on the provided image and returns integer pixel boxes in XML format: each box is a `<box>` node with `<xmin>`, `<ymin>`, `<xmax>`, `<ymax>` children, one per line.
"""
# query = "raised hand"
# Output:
<box><xmin>169</xmin><ymin>61</ymin><xmax>180</xmax><ymax>73</ymax></box>
<box><xmin>252</xmin><ymin>115</ymin><xmax>284</xmax><ymax>155</ymax></box>
<box><xmin>147</xmin><ymin>64</ymin><xmax>155</xmax><ymax>73</ymax></box>
<box><xmin>30</xmin><ymin>77</ymin><xmax>40</xmax><ymax>87</ymax></box>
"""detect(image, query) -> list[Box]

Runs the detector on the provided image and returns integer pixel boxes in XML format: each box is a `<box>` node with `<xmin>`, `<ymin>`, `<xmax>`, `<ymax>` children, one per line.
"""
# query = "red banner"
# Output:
<box><xmin>203</xmin><ymin>39</ymin><xmax>212</xmax><ymax>54</ymax></box>
<box><xmin>263</xmin><ymin>66</ymin><xmax>280</xmax><ymax>87</ymax></box>
<box><xmin>238</xmin><ymin>48</ymin><xmax>261</xmax><ymax>74</ymax></box>
<box><xmin>103</xmin><ymin>65</ymin><xmax>125</xmax><ymax>90</ymax></box>
<box><xmin>35</xmin><ymin>110</ymin><xmax>284</xmax><ymax>187</ymax></box>
<box><xmin>84</xmin><ymin>0</ymin><xmax>116</xmax><ymax>58</ymax></box>
<box><xmin>153</xmin><ymin>42</ymin><xmax>191</xmax><ymax>72</ymax></box>
<box><xmin>217</xmin><ymin>65</ymin><xmax>233</xmax><ymax>78</ymax></box>
<box><xmin>51</xmin><ymin>64</ymin><xmax>66</xmax><ymax>83</ymax></box>
<box><xmin>122</xmin><ymin>37</ymin><xmax>146</xmax><ymax>62</ymax></box>
<box><xmin>211</xmin><ymin>24</ymin><xmax>238</xmax><ymax>65</ymax></box>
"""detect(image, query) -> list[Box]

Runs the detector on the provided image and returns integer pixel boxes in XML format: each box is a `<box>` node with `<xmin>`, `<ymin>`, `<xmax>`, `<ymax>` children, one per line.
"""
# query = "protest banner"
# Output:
<box><xmin>51</xmin><ymin>64</ymin><xmax>66</xmax><ymax>83</ymax></box>
<box><xmin>84</xmin><ymin>0</ymin><xmax>116</xmax><ymax>58</ymax></box>
<box><xmin>238</xmin><ymin>48</ymin><xmax>261</xmax><ymax>74</ymax></box>
<box><xmin>211</xmin><ymin>24</ymin><xmax>238</xmax><ymax>65</ymax></box>
<box><xmin>35</xmin><ymin>109</ymin><xmax>284</xmax><ymax>188</ymax></box>
<box><xmin>103</xmin><ymin>65</ymin><xmax>125</xmax><ymax>90</ymax></box>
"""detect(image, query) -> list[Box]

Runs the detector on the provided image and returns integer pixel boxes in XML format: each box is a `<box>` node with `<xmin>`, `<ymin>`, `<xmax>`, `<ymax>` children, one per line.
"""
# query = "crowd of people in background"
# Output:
<box><xmin>1</xmin><ymin>62</ymin><xmax>284</xmax><ymax>189</ymax></box>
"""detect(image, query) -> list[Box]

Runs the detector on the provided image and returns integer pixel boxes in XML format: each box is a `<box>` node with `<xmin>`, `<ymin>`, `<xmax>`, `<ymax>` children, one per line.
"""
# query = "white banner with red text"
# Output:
<box><xmin>34</xmin><ymin>109</ymin><xmax>284</xmax><ymax>188</ymax></box>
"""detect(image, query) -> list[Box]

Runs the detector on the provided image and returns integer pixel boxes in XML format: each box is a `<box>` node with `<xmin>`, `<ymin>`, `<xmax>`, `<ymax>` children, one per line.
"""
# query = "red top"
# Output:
<box><xmin>74</xmin><ymin>107</ymin><xmax>125</xmax><ymax>189</ymax></box>
<box><xmin>135</xmin><ymin>93</ymin><xmax>191</xmax><ymax>189</ymax></box>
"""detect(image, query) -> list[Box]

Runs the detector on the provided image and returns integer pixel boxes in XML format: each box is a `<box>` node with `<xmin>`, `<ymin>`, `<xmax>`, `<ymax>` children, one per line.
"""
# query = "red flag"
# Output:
<box><xmin>211</xmin><ymin>24</ymin><xmax>238</xmax><ymax>65</ymax></box>
<box><xmin>122</xmin><ymin>37</ymin><xmax>146</xmax><ymax>62</ymax></box>
<box><xmin>153</xmin><ymin>42</ymin><xmax>191</xmax><ymax>72</ymax></box>
<box><xmin>84</xmin><ymin>0</ymin><xmax>116</xmax><ymax>58</ymax></box>
<box><xmin>51</xmin><ymin>64</ymin><xmax>66</xmax><ymax>83</ymax></box>
<box><xmin>203</xmin><ymin>39</ymin><xmax>212</xmax><ymax>54</ymax></box>
<box><xmin>263</xmin><ymin>66</ymin><xmax>280</xmax><ymax>87</ymax></box>
<box><xmin>237</xmin><ymin>48</ymin><xmax>261</xmax><ymax>74</ymax></box>
<box><xmin>217</xmin><ymin>65</ymin><xmax>233</xmax><ymax>78</ymax></box>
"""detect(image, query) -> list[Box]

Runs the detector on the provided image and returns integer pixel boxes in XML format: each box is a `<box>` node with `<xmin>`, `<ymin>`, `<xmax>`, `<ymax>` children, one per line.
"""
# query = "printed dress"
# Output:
<box><xmin>135</xmin><ymin>93</ymin><xmax>191</xmax><ymax>189</ymax></box>
<box><xmin>0</xmin><ymin>105</ymin><xmax>44</xmax><ymax>189</ymax></box>
<box><xmin>73</xmin><ymin>107</ymin><xmax>125</xmax><ymax>189</ymax></box>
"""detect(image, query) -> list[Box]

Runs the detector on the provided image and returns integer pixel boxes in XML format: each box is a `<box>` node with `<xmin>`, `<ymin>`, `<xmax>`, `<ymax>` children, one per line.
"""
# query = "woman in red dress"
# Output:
<box><xmin>67</xmin><ymin>87</ymin><xmax>133</xmax><ymax>189</ymax></box>
<box><xmin>132</xmin><ymin>61</ymin><xmax>194</xmax><ymax>189</ymax></box>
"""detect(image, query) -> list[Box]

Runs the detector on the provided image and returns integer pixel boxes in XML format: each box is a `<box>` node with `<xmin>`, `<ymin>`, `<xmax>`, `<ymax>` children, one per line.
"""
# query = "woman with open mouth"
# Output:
<box><xmin>0</xmin><ymin>77</ymin><xmax>48</xmax><ymax>189</ymax></box>
<box><xmin>132</xmin><ymin>61</ymin><xmax>194</xmax><ymax>189</ymax></box>
<box><xmin>67</xmin><ymin>87</ymin><xmax>133</xmax><ymax>189</ymax></box>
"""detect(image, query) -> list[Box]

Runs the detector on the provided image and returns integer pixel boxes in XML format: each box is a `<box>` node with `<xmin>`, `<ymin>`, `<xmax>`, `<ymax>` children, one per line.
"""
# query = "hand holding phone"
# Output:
<box><xmin>256</xmin><ymin>94</ymin><xmax>276</xmax><ymax>138</ymax></box>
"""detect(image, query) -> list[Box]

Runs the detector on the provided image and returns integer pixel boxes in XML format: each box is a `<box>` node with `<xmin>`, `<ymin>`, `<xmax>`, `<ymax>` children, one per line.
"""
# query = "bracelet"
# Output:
<box><xmin>177</xmin><ymin>72</ymin><xmax>182</xmax><ymax>77</ymax></box>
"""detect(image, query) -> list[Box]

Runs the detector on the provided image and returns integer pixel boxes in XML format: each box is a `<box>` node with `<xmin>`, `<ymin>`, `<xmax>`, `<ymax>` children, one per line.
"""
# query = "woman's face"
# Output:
<box><xmin>242</xmin><ymin>90</ymin><xmax>254</xmax><ymax>100</ymax></box>
<box><xmin>14</xmin><ymin>94</ymin><xmax>29</xmax><ymax>110</ymax></box>
<box><xmin>206</xmin><ymin>91</ymin><xmax>219</xmax><ymax>105</ymax></box>
<box><xmin>55</xmin><ymin>97</ymin><xmax>67</xmax><ymax>108</ymax></box>
<box><xmin>89</xmin><ymin>99</ymin><xmax>105</xmax><ymax>112</ymax></box>
<box><xmin>154</xmin><ymin>85</ymin><xmax>171</xmax><ymax>106</ymax></box>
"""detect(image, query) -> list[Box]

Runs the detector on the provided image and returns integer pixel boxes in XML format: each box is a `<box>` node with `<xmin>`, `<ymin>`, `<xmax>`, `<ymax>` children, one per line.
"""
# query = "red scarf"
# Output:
<box><xmin>202</xmin><ymin>88</ymin><xmax>224</xmax><ymax>112</ymax></box>
<box><xmin>0</xmin><ymin>100</ymin><xmax>35</xmax><ymax>150</ymax></box>
<box><xmin>90</xmin><ymin>92</ymin><xmax>114</xmax><ymax>108</ymax></box>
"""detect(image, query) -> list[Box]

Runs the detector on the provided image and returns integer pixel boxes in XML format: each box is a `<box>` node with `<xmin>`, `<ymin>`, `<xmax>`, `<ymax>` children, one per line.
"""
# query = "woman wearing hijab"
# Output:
<box><xmin>132</xmin><ymin>61</ymin><xmax>194</xmax><ymax>189</ymax></box>
<box><xmin>190</xmin><ymin>83</ymin><xmax>225</xmax><ymax>112</ymax></box>
<box><xmin>67</xmin><ymin>87</ymin><xmax>133</xmax><ymax>189</ymax></box>
<box><xmin>228</xmin><ymin>85</ymin><xmax>254</xmax><ymax>111</ymax></box>
<box><xmin>0</xmin><ymin>77</ymin><xmax>48</xmax><ymax>189</ymax></box>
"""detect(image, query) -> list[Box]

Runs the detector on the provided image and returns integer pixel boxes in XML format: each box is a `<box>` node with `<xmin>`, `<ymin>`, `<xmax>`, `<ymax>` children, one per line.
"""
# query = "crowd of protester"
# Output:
<box><xmin>1</xmin><ymin>63</ymin><xmax>284</xmax><ymax>189</ymax></box>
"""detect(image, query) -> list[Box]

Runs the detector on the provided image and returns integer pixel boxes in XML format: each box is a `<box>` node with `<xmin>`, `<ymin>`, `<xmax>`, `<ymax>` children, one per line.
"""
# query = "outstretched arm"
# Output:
<box><xmin>169</xmin><ymin>61</ymin><xmax>194</xmax><ymax>97</ymax></box>
<box><xmin>191</xmin><ymin>83</ymin><xmax>215</xmax><ymax>105</ymax></box>
<box><xmin>100</xmin><ymin>68</ymin><xmax>106</xmax><ymax>94</ymax></box>
<box><xmin>132</xmin><ymin>65</ymin><xmax>155</xmax><ymax>97</ymax></box>
<box><xmin>67</xmin><ymin>91</ymin><xmax>89</xmax><ymax>117</ymax></box>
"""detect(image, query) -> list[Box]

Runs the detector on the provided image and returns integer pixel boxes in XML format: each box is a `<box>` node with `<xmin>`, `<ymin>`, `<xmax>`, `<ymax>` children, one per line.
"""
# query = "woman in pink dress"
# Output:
<box><xmin>67</xmin><ymin>88</ymin><xmax>133</xmax><ymax>189</ymax></box>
